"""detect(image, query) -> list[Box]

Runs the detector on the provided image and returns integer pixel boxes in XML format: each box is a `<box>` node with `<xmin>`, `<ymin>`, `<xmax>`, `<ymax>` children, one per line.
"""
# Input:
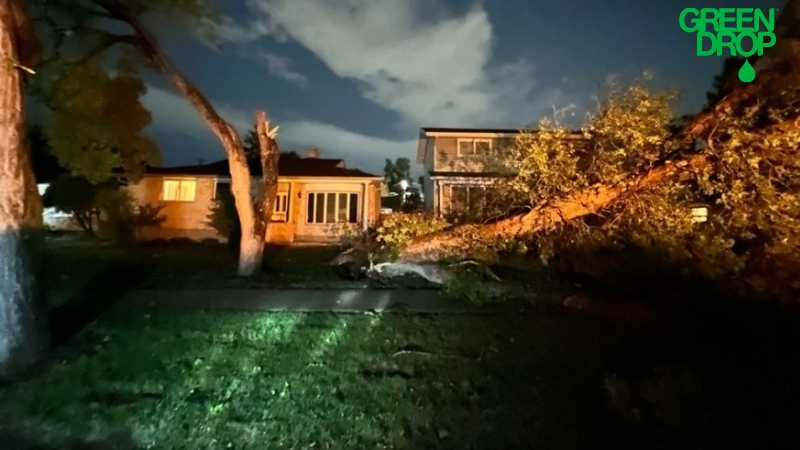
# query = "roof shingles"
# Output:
<box><xmin>146</xmin><ymin>157</ymin><xmax>380</xmax><ymax>179</ymax></box>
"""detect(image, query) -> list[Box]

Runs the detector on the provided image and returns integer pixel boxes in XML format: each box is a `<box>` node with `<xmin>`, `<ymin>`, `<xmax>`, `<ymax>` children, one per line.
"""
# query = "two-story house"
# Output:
<box><xmin>416</xmin><ymin>127</ymin><xmax>521</xmax><ymax>220</ymax></box>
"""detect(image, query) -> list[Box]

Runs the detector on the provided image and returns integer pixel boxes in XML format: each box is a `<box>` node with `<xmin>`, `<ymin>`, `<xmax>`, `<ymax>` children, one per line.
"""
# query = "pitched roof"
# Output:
<box><xmin>146</xmin><ymin>157</ymin><xmax>380</xmax><ymax>179</ymax></box>
<box><xmin>420</xmin><ymin>127</ymin><xmax>523</xmax><ymax>134</ymax></box>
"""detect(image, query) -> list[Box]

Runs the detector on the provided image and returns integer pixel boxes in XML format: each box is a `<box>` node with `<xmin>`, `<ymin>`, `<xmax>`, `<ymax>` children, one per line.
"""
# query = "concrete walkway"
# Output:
<box><xmin>117</xmin><ymin>289</ymin><xmax>529</xmax><ymax>314</ymax></box>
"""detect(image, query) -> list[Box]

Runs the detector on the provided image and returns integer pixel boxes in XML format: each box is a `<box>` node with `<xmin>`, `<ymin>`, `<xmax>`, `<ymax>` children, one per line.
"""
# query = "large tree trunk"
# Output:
<box><xmin>93</xmin><ymin>0</ymin><xmax>266</xmax><ymax>276</ymax></box>
<box><xmin>0</xmin><ymin>0</ymin><xmax>48</xmax><ymax>377</ymax></box>
<box><xmin>401</xmin><ymin>2</ymin><xmax>800</xmax><ymax>263</ymax></box>
<box><xmin>399</xmin><ymin>155</ymin><xmax>710</xmax><ymax>262</ymax></box>
<box><xmin>254</xmin><ymin>111</ymin><xmax>280</xmax><ymax>245</ymax></box>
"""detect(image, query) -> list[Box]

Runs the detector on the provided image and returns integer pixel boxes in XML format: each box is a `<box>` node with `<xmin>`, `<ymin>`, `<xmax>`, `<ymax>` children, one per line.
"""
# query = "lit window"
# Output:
<box><xmin>162</xmin><ymin>179</ymin><xmax>197</xmax><ymax>202</ymax></box>
<box><xmin>272</xmin><ymin>193</ymin><xmax>289</xmax><ymax>222</ymax></box>
<box><xmin>306</xmin><ymin>192</ymin><xmax>359</xmax><ymax>224</ymax></box>
<box><xmin>457</xmin><ymin>139</ymin><xmax>492</xmax><ymax>157</ymax></box>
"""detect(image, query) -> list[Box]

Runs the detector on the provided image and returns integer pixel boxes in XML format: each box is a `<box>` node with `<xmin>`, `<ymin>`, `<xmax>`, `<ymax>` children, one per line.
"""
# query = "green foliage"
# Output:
<box><xmin>442</xmin><ymin>267</ymin><xmax>501</xmax><ymax>305</ymax></box>
<box><xmin>383</xmin><ymin>157</ymin><xmax>411</xmax><ymax>190</ymax></box>
<box><xmin>96</xmin><ymin>190</ymin><xmax>165</xmax><ymax>243</ymax></box>
<box><xmin>42</xmin><ymin>175</ymin><xmax>109</xmax><ymax>233</ymax></box>
<box><xmin>376</xmin><ymin>213</ymin><xmax>449</xmax><ymax>257</ymax></box>
<box><xmin>205</xmin><ymin>190</ymin><xmax>238</xmax><ymax>239</ymax></box>
<box><xmin>491</xmin><ymin>73</ymin><xmax>800</xmax><ymax>298</ymax></box>
<box><xmin>44</xmin><ymin>61</ymin><xmax>159</xmax><ymax>183</ymax></box>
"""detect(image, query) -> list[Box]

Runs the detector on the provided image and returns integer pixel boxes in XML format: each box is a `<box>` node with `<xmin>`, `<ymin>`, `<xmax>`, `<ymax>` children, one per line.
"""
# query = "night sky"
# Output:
<box><xmin>142</xmin><ymin>0</ymin><xmax>784</xmax><ymax>175</ymax></box>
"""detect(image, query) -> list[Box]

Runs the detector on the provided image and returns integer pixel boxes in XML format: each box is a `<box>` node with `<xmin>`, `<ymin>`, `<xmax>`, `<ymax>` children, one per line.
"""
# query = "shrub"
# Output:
<box><xmin>442</xmin><ymin>266</ymin><xmax>501</xmax><ymax>305</ymax></box>
<box><xmin>97</xmin><ymin>190</ymin><xmax>165</xmax><ymax>244</ymax></box>
<box><xmin>206</xmin><ymin>190</ymin><xmax>239</xmax><ymax>240</ymax></box>
<box><xmin>375</xmin><ymin>213</ymin><xmax>449</xmax><ymax>257</ymax></box>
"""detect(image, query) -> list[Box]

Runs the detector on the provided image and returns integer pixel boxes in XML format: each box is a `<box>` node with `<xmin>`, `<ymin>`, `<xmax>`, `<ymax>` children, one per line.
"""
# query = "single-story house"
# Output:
<box><xmin>130</xmin><ymin>154</ymin><xmax>383</xmax><ymax>244</ymax></box>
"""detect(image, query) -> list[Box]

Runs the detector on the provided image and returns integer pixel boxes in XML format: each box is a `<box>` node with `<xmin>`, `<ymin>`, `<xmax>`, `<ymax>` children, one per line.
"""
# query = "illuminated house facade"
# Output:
<box><xmin>131</xmin><ymin>155</ymin><xmax>383</xmax><ymax>244</ymax></box>
<box><xmin>416</xmin><ymin>127</ymin><xmax>520</xmax><ymax>218</ymax></box>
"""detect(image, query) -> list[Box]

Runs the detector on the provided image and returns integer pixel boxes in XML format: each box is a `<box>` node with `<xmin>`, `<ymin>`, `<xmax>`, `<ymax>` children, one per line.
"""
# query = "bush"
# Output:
<box><xmin>375</xmin><ymin>213</ymin><xmax>449</xmax><ymax>257</ymax></box>
<box><xmin>206</xmin><ymin>190</ymin><xmax>240</xmax><ymax>255</ymax></box>
<box><xmin>442</xmin><ymin>266</ymin><xmax>502</xmax><ymax>305</ymax></box>
<box><xmin>97</xmin><ymin>190</ymin><xmax>165</xmax><ymax>244</ymax></box>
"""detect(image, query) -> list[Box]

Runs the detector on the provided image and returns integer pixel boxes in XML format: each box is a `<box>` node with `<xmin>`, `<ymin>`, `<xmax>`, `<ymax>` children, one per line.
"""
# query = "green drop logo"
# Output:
<box><xmin>738</xmin><ymin>59</ymin><xmax>756</xmax><ymax>83</ymax></box>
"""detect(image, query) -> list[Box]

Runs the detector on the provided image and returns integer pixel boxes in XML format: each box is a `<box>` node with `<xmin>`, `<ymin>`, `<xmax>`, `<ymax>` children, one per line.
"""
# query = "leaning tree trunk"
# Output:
<box><xmin>253</xmin><ymin>111</ymin><xmax>280</xmax><ymax>245</ymax></box>
<box><xmin>401</xmin><ymin>2</ymin><xmax>800</xmax><ymax>263</ymax></box>
<box><xmin>94</xmin><ymin>1</ymin><xmax>268</xmax><ymax>276</ymax></box>
<box><xmin>0</xmin><ymin>0</ymin><xmax>48</xmax><ymax>377</ymax></box>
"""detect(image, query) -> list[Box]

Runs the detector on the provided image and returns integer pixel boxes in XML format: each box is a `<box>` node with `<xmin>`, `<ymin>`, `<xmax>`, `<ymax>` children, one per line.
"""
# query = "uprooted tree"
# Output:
<box><xmin>399</xmin><ymin>4</ymin><xmax>800</xmax><ymax>298</ymax></box>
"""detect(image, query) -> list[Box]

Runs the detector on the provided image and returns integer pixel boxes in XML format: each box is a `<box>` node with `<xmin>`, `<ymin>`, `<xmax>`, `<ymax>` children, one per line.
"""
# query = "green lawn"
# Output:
<box><xmin>41</xmin><ymin>240</ymin><xmax>352</xmax><ymax>302</ymax></box>
<box><xmin>1</xmin><ymin>307</ymin><xmax>649</xmax><ymax>449</ymax></box>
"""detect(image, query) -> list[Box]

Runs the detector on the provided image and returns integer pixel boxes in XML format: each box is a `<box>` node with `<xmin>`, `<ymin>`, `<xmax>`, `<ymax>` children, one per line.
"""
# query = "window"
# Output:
<box><xmin>306</xmin><ymin>192</ymin><xmax>359</xmax><ymax>224</ymax></box>
<box><xmin>457</xmin><ymin>139</ymin><xmax>492</xmax><ymax>157</ymax></box>
<box><xmin>214</xmin><ymin>181</ymin><xmax>231</xmax><ymax>200</ymax></box>
<box><xmin>448</xmin><ymin>185</ymin><xmax>499</xmax><ymax>221</ymax></box>
<box><xmin>272</xmin><ymin>193</ymin><xmax>289</xmax><ymax>222</ymax></box>
<box><xmin>162</xmin><ymin>179</ymin><xmax>197</xmax><ymax>202</ymax></box>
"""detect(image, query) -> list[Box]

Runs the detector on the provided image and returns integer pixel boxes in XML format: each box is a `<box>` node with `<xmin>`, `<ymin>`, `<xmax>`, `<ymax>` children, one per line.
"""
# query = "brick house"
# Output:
<box><xmin>130</xmin><ymin>154</ymin><xmax>383</xmax><ymax>244</ymax></box>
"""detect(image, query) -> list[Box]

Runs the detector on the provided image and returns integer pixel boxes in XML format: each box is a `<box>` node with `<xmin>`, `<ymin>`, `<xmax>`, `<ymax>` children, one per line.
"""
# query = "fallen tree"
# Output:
<box><xmin>400</xmin><ymin>11</ymin><xmax>800</xmax><ymax>265</ymax></box>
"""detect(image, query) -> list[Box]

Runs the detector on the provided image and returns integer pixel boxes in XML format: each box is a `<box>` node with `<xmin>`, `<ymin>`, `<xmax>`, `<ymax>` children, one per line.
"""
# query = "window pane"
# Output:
<box><xmin>349</xmin><ymin>193</ymin><xmax>358</xmax><ymax>223</ymax></box>
<box><xmin>282</xmin><ymin>195</ymin><xmax>288</xmax><ymax>213</ymax></box>
<box><xmin>179</xmin><ymin>180</ymin><xmax>196</xmax><ymax>201</ymax></box>
<box><xmin>451</xmin><ymin>186</ymin><xmax>468</xmax><ymax>211</ymax></box>
<box><xmin>325</xmin><ymin>193</ymin><xmax>336</xmax><ymax>223</ymax></box>
<box><xmin>468</xmin><ymin>187</ymin><xmax>486</xmax><ymax>218</ymax></box>
<box><xmin>315</xmin><ymin>193</ymin><xmax>325</xmax><ymax>223</ymax></box>
<box><xmin>307</xmin><ymin>193</ymin><xmax>315</xmax><ymax>223</ymax></box>
<box><xmin>458</xmin><ymin>140</ymin><xmax>473</xmax><ymax>156</ymax></box>
<box><xmin>474</xmin><ymin>140</ymin><xmax>491</xmax><ymax>154</ymax></box>
<box><xmin>163</xmin><ymin>180</ymin><xmax>179</xmax><ymax>201</ymax></box>
<box><xmin>337</xmin><ymin>193</ymin><xmax>348</xmax><ymax>222</ymax></box>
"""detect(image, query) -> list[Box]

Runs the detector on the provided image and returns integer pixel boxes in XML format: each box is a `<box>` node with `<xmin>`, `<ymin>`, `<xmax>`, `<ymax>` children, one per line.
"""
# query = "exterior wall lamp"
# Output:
<box><xmin>690</xmin><ymin>202</ymin><xmax>709</xmax><ymax>223</ymax></box>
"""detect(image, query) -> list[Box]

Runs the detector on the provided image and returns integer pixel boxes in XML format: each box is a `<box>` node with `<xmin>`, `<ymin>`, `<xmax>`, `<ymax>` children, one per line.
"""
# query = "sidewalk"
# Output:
<box><xmin>117</xmin><ymin>289</ymin><xmax>528</xmax><ymax>314</ymax></box>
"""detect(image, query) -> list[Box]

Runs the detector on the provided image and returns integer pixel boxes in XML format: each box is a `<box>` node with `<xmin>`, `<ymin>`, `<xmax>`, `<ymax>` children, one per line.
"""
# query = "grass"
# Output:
<box><xmin>1</xmin><ymin>307</ymin><xmax>647</xmax><ymax>449</ymax></box>
<box><xmin>41</xmin><ymin>239</ymin><xmax>352</xmax><ymax>301</ymax></box>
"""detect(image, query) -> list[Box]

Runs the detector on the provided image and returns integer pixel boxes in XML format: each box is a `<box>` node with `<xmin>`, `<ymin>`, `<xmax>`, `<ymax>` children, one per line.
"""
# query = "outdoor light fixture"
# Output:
<box><xmin>690</xmin><ymin>203</ymin><xmax>709</xmax><ymax>223</ymax></box>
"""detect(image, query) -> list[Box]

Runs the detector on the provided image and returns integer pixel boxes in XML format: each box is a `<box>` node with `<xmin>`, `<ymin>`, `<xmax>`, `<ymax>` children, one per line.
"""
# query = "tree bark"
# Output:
<box><xmin>254</xmin><ymin>111</ymin><xmax>280</xmax><ymax>246</ymax></box>
<box><xmin>0</xmin><ymin>0</ymin><xmax>48</xmax><ymax>377</ymax></box>
<box><xmin>92</xmin><ymin>0</ymin><xmax>266</xmax><ymax>276</ymax></box>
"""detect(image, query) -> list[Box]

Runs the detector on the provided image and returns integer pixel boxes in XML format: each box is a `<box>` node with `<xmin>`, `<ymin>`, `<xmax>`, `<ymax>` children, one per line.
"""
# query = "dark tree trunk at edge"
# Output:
<box><xmin>0</xmin><ymin>0</ymin><xmax>48</xmax><ymax>378</ymax></box>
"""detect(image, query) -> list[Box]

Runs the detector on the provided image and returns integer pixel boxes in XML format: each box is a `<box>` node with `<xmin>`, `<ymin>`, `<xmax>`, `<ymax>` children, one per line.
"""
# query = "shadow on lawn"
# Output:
<box><xmin>0</xmin><ymin>427</ymin><xmax>139</xmax><ymax>450</ymax></box>
<box><xmin>46</xmin><ymin>259</ymin><xmax>155</xmax><ymax>348</ymax></box>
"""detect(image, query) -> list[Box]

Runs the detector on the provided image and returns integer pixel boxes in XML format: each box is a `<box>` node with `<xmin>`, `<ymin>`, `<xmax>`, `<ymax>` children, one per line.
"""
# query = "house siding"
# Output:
<box><xmin>128</xmin><ymin>176</ymin><xmax>223</xmax><ymax>242</ymax></box>
<box><xmin>433</xmin><ymin>136</ymin><xmax>515</xmax><ymax>173</ymax></box>
<box><xmin>128</xmin><ymin>176</ymin><xmax>381</xmax><ymax>244</ymax></box>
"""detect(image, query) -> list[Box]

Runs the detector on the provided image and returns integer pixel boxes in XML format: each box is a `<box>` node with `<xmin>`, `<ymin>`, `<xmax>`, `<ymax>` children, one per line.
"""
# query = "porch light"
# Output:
<box><xmin>690</xmin><ymin>203</ymin><xmax>709</xmax><ymax>223</ymax></box>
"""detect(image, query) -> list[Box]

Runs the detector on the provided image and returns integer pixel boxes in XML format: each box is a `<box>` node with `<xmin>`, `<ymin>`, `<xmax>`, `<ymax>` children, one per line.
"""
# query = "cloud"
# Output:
<box><xmin>142</xmin><ymin>85</ymin><xmax>412</xmax><ymax>173</ymax></box>
<box><xmin>260</xmin><ymin>52</ymin><xmax>309</xmax><ymax>87</ymax></box>
<box><xmin>222</xmin><ymin>0</ymin><xmax>567</xmax><ymax>127</ymax></box>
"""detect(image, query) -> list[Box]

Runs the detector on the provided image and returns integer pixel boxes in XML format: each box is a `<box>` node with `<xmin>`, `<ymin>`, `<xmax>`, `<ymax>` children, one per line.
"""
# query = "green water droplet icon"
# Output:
<box><xmin>738</xmin><ymin>59</ymin><xmax>756</xmax><ymax>83</ymax></box>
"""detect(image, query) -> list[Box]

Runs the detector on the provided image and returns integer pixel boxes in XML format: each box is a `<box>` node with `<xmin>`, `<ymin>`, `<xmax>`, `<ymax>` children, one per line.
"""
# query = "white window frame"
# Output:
<box><xmin>457</xmin><ymin>138</ymin><xmax>492</xmax><ymax>157</ymax></box>
<box><xmin>213</xmin><ymin>179</ymin><xmax>231</xmax><ymax>200</ymax></box>
<box><xmin>306</xmin><ymin>192</ymin><xmax>360</xmax><ymax>225</ymax></box>
<box><xmin>161</xmin><ymin>178</ymin><xmax>197</xmax><ymax>202</ymax></box>
<box><xmin>272</xmin><ymin>192</ymin><xmax>289</xmax><ymax>222</ymax></box>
